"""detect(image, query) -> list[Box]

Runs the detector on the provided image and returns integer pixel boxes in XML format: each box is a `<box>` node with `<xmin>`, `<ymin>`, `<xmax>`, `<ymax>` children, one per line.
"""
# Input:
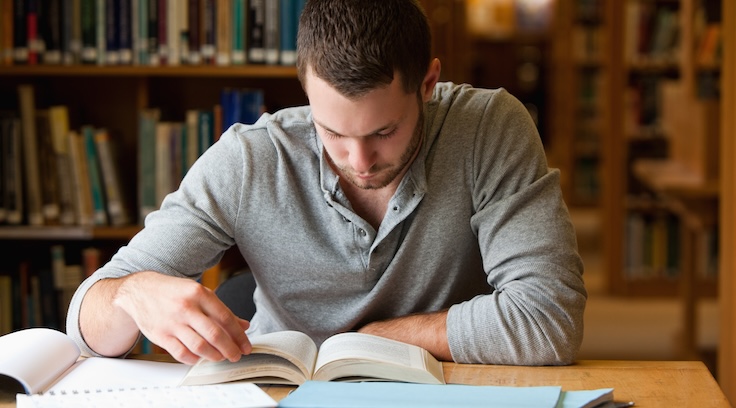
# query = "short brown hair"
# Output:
<box><xmin>296</xmin><ymin>0</ymin><xmax>432</xmax><ymax>98</ymax></box>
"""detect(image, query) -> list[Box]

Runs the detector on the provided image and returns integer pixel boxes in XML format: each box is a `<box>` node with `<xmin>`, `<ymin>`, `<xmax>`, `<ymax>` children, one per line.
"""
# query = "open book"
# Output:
<box><xmin>0</xmin><ymin>328</ymin><xmax>191</xmax><ymax>396</ymax></box>
<box><xmin>179</xmin><ymin>331</ymin><xmax>446</xmax><ymax>386</ymax></box>
<box><xmin>0</xmin><ymin>328</ymin><xmax>276</xmax><ymax>407</ymax></box>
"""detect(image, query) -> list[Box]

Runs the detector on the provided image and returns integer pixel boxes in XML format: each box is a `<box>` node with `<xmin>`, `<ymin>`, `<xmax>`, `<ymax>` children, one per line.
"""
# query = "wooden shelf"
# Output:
<box><xmin>632</xmin><ymin>159</ymin><xmax>719</xmax><ymax>199</ymax></box>
<box><xmin>0</xmin><ymin>225</ymin><xmax>141</xmax><ymax>240</ymax></box>
<box><xmin>0</xmin><ymin>65</ymin><xmax>298</xmax><ymax>78</ymax></box>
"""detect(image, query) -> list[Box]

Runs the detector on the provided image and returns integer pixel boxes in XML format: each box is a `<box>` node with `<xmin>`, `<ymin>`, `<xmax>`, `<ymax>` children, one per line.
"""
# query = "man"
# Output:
<box><xmin>67</xmin><ymin>0</ymin><xmax>586</xmax><ymax>366</ymax></box>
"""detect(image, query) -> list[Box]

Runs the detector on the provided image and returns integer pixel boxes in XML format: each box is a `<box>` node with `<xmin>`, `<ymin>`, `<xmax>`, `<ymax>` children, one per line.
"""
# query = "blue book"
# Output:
<box><xmin>279</xmin><ymin>0</ymin><xmax>304</xmax><ymax>65</ymax></box>
<box><xmin>240</xmin><ymin>89</ymin><xmax>264</xmax><ymax>125</ymax></box>
<box><xmin>82</xmin><ymin>126</ymin><xmax>108</xmax><ymax>225</ymax></box>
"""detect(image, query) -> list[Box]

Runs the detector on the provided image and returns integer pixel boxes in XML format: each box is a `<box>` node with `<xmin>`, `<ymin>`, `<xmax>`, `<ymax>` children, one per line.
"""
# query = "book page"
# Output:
<box><xmin>180</xmin><ymin>331</ymin><xmax>318</xmax><ymax>386</ymax></box>
<box><xmin>46</xmin><ymin>357</ymin><xmax>190</xmax><ymax>393</ymax></box>
<box><xmin>0</xmin><ymin>328</ymin><xmax>80</xmax><ymax>394</ymax></box>
<box><xmin>313</xmin><ymin>333</ymin><xmax>444</xmax><ymax>384</ymax></box>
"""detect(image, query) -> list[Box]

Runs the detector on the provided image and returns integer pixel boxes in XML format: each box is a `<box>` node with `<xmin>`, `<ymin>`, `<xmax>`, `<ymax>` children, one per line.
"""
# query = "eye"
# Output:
<box><xmin>375</xmin><ymin>129</ymin><xmax>397</xmax><ymax>140</ymax></box>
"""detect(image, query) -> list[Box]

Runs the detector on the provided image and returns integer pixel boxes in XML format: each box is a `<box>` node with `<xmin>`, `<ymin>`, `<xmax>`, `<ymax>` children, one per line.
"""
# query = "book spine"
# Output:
<box><xmin>80</xmin><ymin>0</ymin><xmax>97</xmax><ymax>63</ymax></box>
<box><xmin>118</xmin><ymin>0</ymin><xmax>132</xmax><ymax>63</ymax></box>
<box><xmin>166</xmin><ymin>0</ymin><xmax>183</xmax><ymax>66</ymax></box>
<box><xmin>0</xmin><ymin>0</ymin><xmax>13</xmax><ymax>65</ymax></box>
<box><xmin>105</xmin><ymin>0</ymin><xmax>119</xmax><ymax>64</ymax></box>
<box><xmin>0</xmin><ymin>274</ymin><xmax>13</xmax><ymax>335</ymax></box>
<box><xmin>186</xmin><ymin>0</ymin><xmax>200</xmax><ymax>64</ymax></box>
<box><xmin>215</xmin><ymin>0</ymin><xmax>230</xmax><ymax>66</ymax></box>
<box><xmin>241</xmin><ymin>89</ymin><xmax>264</xmax><ymax>125</ymax></box>
<box><xmin>154</xmin><ymin>121</ymin><xmax>172</xmax><ymax>207</ymax></box>
<box><xmin>82</xmin><ymin>126</ymin><xmax>108</xmax><ymax>225</ymax></box>
<box><xmin>200</xmin><ymin>0</ymin><xmax>214</xmax><ymax>64</ymax></box>
<box><xmin>231</xmin><ymin>0</ymin><xmax>245</xmax><ymax>65</ymax></box>
<box><xmin>42</xmin><ymin>0</ymin><xmax>63</xmax><ymax>64</ymax></box>
<box><xmin>35</xmin><ymin>110</ymin><xmax>61</xmax><ymax>224</ymax></box>
<box><xmin>157</xmin><ymin>0</ymin><xmax>167</xmax><ymax>65</ymax></box>
<box><xmin>66</xmin><ymin>0</ymin><xmax>83</xmax><ymax>64</ymax></box>
<box><xmin>95</xmin><ymin>129</ymin><xmax>130</xmax><ymax>226</ymax></box>
<box><xmin>135</xmin><ymin>0</ymin><xmax>148</xmax><ymax>65</ymax></box>
<box><xmin>3</xmin><ymin>119</ymin><xmax>23</xmax><ymax>225</ymax></box>
<box><xmin>138</xmin><ymin>108</ymin><xmax>159</xmax><ymax>222</ymax></box>
<box><xmin>17</xmin><ymin>85</ymin><xmax>44</xmax><ymax>226</ymax></box>
<box><xmin>48</xmin><ymin>106</ymin><xmax>75</xmax><ymax>225</ymax></box>
<box><xmin>26</xmin><ymin>0</ymin><xmax>42</xmax><ymax>65</ymax></box>
<box><xmin>67</xmin><ymin>130</ymin><xmax>94</xmax><ymax>226</ymax></box>
<box><xmin>12</xmin><ymin>0</ymin><xmax>27</xmax><ymax>64</ymax></box>
<box><xmin>264</xmin><ymin>0</ymin><xmax>279</xmax><ymax>65</ymax></box>
<box><xmin>95</xmin><ymin>0</ymin><xmax>106</xmax><ymax>65</ymax></box>
<box><xmin>279</xmin><ymin>0</ymin><xmax>300</xmax><ymax>66</ymax></box>
<box><xmin>147</xmin><ymin>0</ymin><xmax>159</xmax><ymax>65</ymax></box>
<box><xmin>247</xmin><ymin>0</ymin><xmax>265</xmax><ymax>63</ymax></box>
<box><xmin>197</xmin><ymin>109</ymin><xmax>213</xmax><ymax>156</ymax></box>
<box><xmin>184</xmin><ymin>109</ymin><xmax>199</xmax><ymax>174</ymax></box>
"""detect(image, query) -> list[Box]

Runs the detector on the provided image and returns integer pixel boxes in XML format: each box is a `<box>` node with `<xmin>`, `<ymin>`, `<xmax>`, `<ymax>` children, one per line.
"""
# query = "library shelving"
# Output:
<box><xmin>549</xmin><ymin>0</ymin><xmax>608</xmax><ymax>207</ymax></box>
<box><xmin>600</xmin><ymin>0</ymin><xmax>722</xmax><ymax>360</ymax></box>
<box><xmin>0</xmin><ymin>65</ymin><xmax>306</xmax><ymax>336</ymax></box>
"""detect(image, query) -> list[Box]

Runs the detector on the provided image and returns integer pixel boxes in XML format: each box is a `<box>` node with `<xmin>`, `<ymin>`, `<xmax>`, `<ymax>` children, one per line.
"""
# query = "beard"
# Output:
<box><xmin>335</xmin><ymin>105</ymin><xmax>425</xmax><ymax>190</ymax></box>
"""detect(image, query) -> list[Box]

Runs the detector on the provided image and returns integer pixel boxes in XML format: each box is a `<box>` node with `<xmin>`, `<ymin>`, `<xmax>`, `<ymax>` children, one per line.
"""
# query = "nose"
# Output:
<box><xmin>348</xmin><ymin>139</ymin><xmax>376</xmax><ymax>174</ymax></box>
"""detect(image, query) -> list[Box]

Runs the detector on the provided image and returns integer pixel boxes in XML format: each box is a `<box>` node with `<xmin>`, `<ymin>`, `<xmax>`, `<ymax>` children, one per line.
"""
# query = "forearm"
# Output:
<box><xmin>78</xmin><ymin>276</ymin><xmax>141</xmax><ymax>357</ymax></box>
<box><xmin>358</xmin><ymin>310</ymin><xmax>452</xmax><ymax>361</ymax></box>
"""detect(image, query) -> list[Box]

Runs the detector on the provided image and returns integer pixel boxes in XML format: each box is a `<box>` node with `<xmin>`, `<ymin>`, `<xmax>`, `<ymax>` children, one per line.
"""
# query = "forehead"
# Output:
<box><xmin>304</xmin><ymin>70</ymin><xmax>417</xmax><ymax>137</ymax></box>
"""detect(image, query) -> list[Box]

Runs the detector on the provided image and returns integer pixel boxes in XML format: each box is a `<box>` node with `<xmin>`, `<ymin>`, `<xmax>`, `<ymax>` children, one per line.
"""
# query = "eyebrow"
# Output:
<box><xmin>313</xmin><ymin>118</ymin><xmax>397</xmax><ymax>138</ymax></box>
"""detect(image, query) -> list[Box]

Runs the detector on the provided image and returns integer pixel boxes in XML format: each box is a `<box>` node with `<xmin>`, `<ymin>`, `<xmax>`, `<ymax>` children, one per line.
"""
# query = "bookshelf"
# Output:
<box><xmin>598</xmin><ymin>0</ymin><xmax>723</xmax><ymax>359</ymax></box>
<box><xmin>549</xmin><ymin>0</ymin><xmax>608</xmax><ymax>207</ymax></box>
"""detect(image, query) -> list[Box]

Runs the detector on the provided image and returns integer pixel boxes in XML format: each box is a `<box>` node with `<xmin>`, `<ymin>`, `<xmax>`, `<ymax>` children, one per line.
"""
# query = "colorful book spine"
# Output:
<box><xmin>17</xmin><ymin>85</ymin><xmax>44</xmax><ymax>226</ymax></box>
<box><xmin>82</xmin><ymin>125</ymin><xmax>108</xmax><ymax>225</ymax></box>
<box><xmin>247</xmin><ymin>0</ymin><xmax>265</xmax><ymax>63</ymax></box>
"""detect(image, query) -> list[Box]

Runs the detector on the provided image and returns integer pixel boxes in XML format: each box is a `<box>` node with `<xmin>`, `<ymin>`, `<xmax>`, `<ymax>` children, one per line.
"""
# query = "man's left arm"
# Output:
<box><xmin>358</xmin><ymin>310</ymin><xmax>452</xmax><ymax>361</ymax></box>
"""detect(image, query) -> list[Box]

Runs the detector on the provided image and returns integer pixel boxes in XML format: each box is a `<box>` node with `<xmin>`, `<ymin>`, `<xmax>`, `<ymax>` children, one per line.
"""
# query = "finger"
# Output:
<box><xmin>187</xmin><ymin>309</ymin><xmax>247</xmax><ymax>362</ymax></box>
<box><xmin>158</xmin><ymin>335</ymin><xmax>203</xmax><ymax>365</ymax></box>
<box><xmin>200</xmin><ymin>298</ymin><xmax>253</xmax><ymax>357</ymax></box>
<box><xmin>177</xmin><ymin>323</ymin><xmax>229</xmax><ymax>362</ymax></box>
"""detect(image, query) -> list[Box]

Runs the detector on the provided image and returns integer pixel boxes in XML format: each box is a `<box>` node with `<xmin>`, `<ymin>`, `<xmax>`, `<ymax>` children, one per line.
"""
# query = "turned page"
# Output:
<box><xmin>0</xmin><ymin>328</ymin><xmax>80</xmax><ymax>394</ymax></box>
<box><xmin>312</xmin><ymin>333</ymin><xmax>445</xmax><ymax>384</ymax></box>
<box><xmin>180</xmin><ymin>331</ymin><xmax>319</xmax><ymax>386</ymax></box>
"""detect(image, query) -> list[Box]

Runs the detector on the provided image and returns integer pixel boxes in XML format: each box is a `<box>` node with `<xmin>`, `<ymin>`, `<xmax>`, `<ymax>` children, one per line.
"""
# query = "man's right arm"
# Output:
<box><xmin>78</xmin><ymin>271</ymin><xmax>252</xmax><ymax>365</ymax></box>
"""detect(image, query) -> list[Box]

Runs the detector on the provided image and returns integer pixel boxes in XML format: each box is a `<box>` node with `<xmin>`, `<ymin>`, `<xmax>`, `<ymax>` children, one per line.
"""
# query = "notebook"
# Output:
<box><xmin>15</xmin><ymin>382</ymin><xmax>277</xmax><ymax>408</ymax></box>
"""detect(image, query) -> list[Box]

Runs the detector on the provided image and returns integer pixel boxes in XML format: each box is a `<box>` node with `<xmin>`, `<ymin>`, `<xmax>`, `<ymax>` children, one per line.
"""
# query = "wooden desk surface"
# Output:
<box><xmin>261</xmin><ymin>360</ymin><xmax>730</xmax><ymax>407</ymax></box>
<box><xmin>1</xmin><ymin>360</ymin><xmax>730</xmax><ymax>407</ymax></box>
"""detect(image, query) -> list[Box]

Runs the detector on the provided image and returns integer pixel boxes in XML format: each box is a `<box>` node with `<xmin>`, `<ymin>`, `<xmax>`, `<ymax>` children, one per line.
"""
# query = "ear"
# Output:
<box><xmin>420</xmin><ymin>58</ymin><xmax>442</xmax><ymax>102</ymax></box>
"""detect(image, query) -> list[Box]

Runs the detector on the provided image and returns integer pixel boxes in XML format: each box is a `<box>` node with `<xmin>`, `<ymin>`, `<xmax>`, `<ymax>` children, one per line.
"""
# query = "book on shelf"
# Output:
<box><xmin>264</xmin><ymin>0</ymin><xmax>280</xmax><ymax>65</ymax></box>
<box><xmin>35</xmin><ymin>110</ymin><xmax>61</xmax><ymax>224</ymax></box>
<box><xmin>138</xmin><ymin>108</ymin><xmax>160</xmax><ymax>222</ymax></box>
<box><xmin>279</xmin><ymin>0</ymin><xmax>305</xmax><ymax>66</ymax></box>
<box><xmin>247</xmin><ymin>0</ymin><xmax>266</xmax><ymax>64</ymax></box>
<box><xmin>82</xmin><ymin>125</ymin><xmax>109</xmax><ymax>225</ymax></box>
<box><xmin>17</xmin><ymin>85</ymin><xmax>44</xmax><ymax>226</ymax></box>
<box><xmin>48</xmin><ymin>105</ymin><xmax>76</xmax><ymax>225</ymax></box>
<box><xmin>0</xmin><ymin>274</ymin><xmax>12</xmax><ymax>335</ymax></box>
<box><xmin>180</xmin><ymin>330</ymin><xmax>445</xmax><ymax>386</ymax></box>
<box><xmin>67</xmin><ymin>129</ymin><xmax>95</xmax><ymax>226</ymax></box>
<box><xmin>200</xmin><ymin>0</ymin><xmax>216</xmax><ymax>64</ymax></box>
<box><xmin>216</xmin><ymin>0</ymin><xmax>232</xmax><ymax>66</ymax></box>
<box><xmin>186</xmin><ymin>0</ymin><xmax>201</xmax><ymax>64</ymax></box>
<box><xmin>3</xmin><ymin>0</ymin><xmax>305</xmax><ymax>67</ymax></box>
<box><xmin>1</xmin><ymin>117</ymin><xmax>23</xmax><ymax>225</ymax></box>
<box><xmin>231</xmin><ymin>0</ymin><xmax>246</xmax><ymax>65</ymax></box>
<box><xmin>94</xmin><ymin>128</ymin><xmax>131</xmax><ymax>226</ymax></box>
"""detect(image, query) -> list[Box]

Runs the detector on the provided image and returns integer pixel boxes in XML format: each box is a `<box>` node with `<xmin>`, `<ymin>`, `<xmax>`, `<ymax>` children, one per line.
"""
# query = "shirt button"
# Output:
<box><xmin>393</xmin><ymin>206</ymin><xmax>399</xmax><ymax>211</ymax></box>
<box><xmin>359</xmin><ymin>229</ymin><xmax>367</xmax><ymax>236</ymax></box>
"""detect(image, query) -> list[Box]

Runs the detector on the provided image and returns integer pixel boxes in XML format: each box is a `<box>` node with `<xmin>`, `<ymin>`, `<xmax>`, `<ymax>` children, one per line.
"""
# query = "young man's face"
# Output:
<box><xmin>305</xmin><ymin>70</ymin><xmax>424</xmax><ymax>190</ymax></box>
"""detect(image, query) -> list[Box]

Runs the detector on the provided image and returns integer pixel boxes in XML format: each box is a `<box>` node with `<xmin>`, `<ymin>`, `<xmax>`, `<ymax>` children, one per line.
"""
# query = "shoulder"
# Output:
<box><xmin>219</xmin><ymin>106</ymin><xmax>318</xmax><ymax>156</ymax></box>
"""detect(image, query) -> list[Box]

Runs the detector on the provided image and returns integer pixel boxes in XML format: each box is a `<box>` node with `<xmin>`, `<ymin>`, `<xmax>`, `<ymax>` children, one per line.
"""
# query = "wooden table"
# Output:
<box><xmin>1</xmin><ymin>360</ymin><xmax>730</xmax><ymax>407</ymax></box>
<box><xmin>262</xmin><ymin>360</ymin><xmax>730</xmax><ymax>407</ymax></box>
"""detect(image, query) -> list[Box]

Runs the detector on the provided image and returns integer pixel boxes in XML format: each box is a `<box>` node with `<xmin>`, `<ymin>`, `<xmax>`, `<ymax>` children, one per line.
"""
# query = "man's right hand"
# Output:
<box><xmin>79</xmin><ymin>271</ymin><xmax>252</xmax><ymax>365</ymax></box>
